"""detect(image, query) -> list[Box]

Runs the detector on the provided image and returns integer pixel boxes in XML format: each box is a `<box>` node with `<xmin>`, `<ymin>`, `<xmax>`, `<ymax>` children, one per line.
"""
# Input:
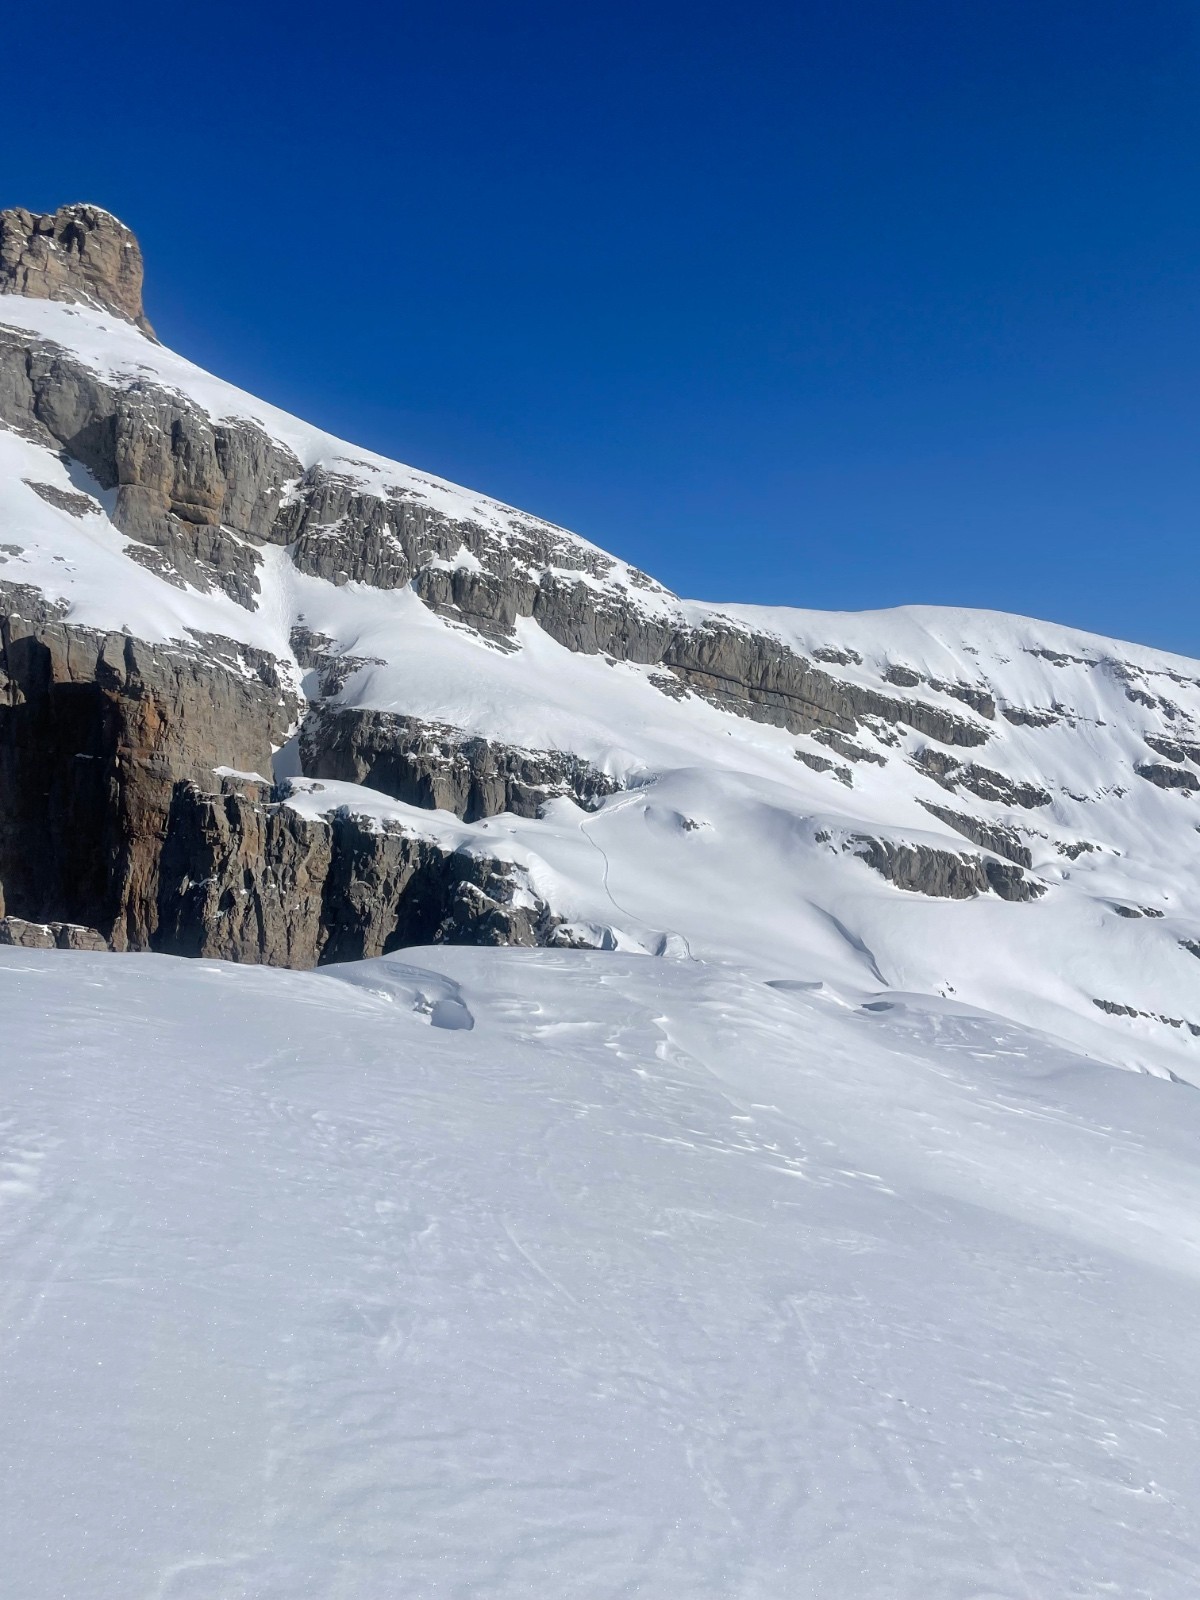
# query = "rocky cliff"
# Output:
<box><xmin>0</xmin><ymin>201</ymin><xmax>1003</xmax><ymax>961</ymax></box>
<box><xmin>0</xmin><ymin>204</ymin><xmax>154</xmax><ymax>335</ymax></box>
<box><xmin>0</xmin><ymin>590</ymin><xmax>298</xmax><ymax>945</ymax></box>
<box><xmin>2</xmin><ymin>202</ymin><xmax>1199</xmax><ymax>1079</ymax></box>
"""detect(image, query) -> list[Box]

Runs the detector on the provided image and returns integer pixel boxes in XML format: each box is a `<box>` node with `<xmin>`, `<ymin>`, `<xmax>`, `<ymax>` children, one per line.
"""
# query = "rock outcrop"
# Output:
<box><xmin>910</xmin><ymin>748</ymin><xmax>1052</xmax><ymax>808</ymax></box>
<box><xmin>849</xmin><ymin>834</ymin><xmax>1044</xmax><ymax>902</ymax></box>
<box><xmin>917</xmin><ymin>802</ymin><xmax>1033</xmax><ymax>868</ymax></box>
<box><xmin>299</xmin><ymin>706</ymin><xmax>621</xmax><ymax>821</ymax></box>
<box><xmin>155</xmin><ymin>778</ymin><xmax>563</xmax><ymax>967</ymax></box>
<box><xmin>0</xmin><ymin>916</ymin><xmax>108</xmax><ymax>950</ymax></box>
<box><xmin>1135</xmin><ymin>761</ymin><xmax>1199</xmax><ymax>793</ymax></box>
<box><xmin>0</xmin><ymin>594</ymin><xmax>300</xmax><ymax>948</ymax></box>
<box><xmin>0</xmin><ymin>205</ymin><xmax>154</xmax><ymax>335</ymax></box>
<box><xmin>0</xmin><ymin>324</ymin><xmax>300</xmax><ymax>607</ymax></box>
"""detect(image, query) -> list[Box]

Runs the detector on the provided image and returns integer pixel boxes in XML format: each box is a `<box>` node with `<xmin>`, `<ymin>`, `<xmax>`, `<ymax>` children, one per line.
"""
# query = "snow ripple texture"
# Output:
<box><xmin>3</xmin><ymin>946</ymin><xmax>1200</xmax><ymax>1598</ymax></box>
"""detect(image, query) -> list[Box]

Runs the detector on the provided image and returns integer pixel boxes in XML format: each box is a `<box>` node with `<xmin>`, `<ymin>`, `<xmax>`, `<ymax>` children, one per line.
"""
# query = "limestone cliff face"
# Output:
<box><xmin>299</xmin><ymin>706</ymin><xmax>621</xmax><ymax>822</ymax></box>
<box><xmin>154</xmin><ymin>778</ymin><xmax>564</xmax><ymax>968</ymax></box>
<box><xmin>0</xmin><ymin>322</ymin><xmax>299</xmax><ymax>607</ymax></box>
<box><xmin>847</xmin><ymin>834</ymin><xmax>1044</xmax><ymax>902</ymax></box>
<box><xmin>0</xmin><ymin>205</ymin><xmax>154</xmax><ymax>336</ymax></box>
<box><xmin>0</xmin><ymin>589</ymin><xmax>301</xmax><ymax>949</ymax></box>
<box><xmin>0</xmin><ymin>203</ymin><xmax>1145</xmax><ymax>970</ymax></box>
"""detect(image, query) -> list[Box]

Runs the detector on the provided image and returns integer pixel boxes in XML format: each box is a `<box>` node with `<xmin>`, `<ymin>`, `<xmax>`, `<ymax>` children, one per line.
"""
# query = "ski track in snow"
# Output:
<box><xmin>3</xmin><ymin>947</ymin><xmax>1200</xmax><ymax>1598</ymax></box>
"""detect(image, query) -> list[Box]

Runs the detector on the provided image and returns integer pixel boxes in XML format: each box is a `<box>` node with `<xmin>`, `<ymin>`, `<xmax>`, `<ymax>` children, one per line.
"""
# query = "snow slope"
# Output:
<box><xmin>3</xmin><ymin>944</ymin><xmax>1200</xmax><ymax>1598</ymax></box>
<box><xmin>4</xmin><ymin>295</ymin><xmax>1200</xmax><ymax>1079</ymax></box>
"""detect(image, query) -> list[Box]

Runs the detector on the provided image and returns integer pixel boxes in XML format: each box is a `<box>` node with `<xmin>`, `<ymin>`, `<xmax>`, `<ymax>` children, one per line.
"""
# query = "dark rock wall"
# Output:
<box><xmin>299</xmin><ymin>705</ymin><xmax>620</xmax><ymax>821</ymax></box>
<box><xmin>155</xmin><ymin>780</ymin><xmax>561</xmax><ymax>967</ymax></box>
<box><xmin>917</xmin><ymin>802</ymin><xmax>1033</xmax><ymax>868</ymax></box>
<box><xmin>850</xmin><ymin>834</ymin><xmax>1044</xmax><ymax>903</ymax></box>
<box><xmin>0</xmin><ymin>598</ymin><xmax>299</xmax><ymax>948</ymax></box>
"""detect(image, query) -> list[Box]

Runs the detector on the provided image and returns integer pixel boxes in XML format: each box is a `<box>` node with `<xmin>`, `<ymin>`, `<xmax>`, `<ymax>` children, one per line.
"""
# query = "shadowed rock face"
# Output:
<box><xmin>850</xmin><ymin>834</ymin><xmax>1044</xmax><ymax>903</ymax></box>
<box><xmin>0</xmin><ymin>205</ymin><xmax>154</xmax><ymax>335</ymax></box>
<box><xmin>917</xmin><ymin>802</ymin><xmax>1033</xmax><ymax>868</ymax></box>
<box><xmin>1136</xmin><ymin>761</ymin><xmax>1200</xmax><ymax>793</ymax></box>
<box><xmin>0</xmin><ymin>594</ymin><xmax>577</xmax><ymax>963</ymax></box>
<box><xmin>155</xmin><ymin>779</ymin><xmax>563</xmax><ymax>968</ymax></box>
<box><xmin>0</xmin><ymin>593</ymin><xmax>301</xmax><ymax>949</ymax></box>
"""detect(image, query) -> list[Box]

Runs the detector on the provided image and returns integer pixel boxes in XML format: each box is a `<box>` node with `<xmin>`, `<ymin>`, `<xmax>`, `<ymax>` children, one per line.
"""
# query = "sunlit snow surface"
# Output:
<box><xmin>3</xmin><ymin>946</ymin><xmax>1200</xmax><ymax>1599</ymax></box>
<box><xmin>5</xmin><ymin>294</ymin><xmax>1200</xmax><ymax>1594</ymax></box>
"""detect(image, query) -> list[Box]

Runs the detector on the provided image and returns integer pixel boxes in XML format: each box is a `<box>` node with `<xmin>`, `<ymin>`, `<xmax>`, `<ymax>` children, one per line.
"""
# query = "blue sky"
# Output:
<box><xmin>8</xmin><ymin>1</ymin><xmax>1200</xmax><ymax>652</ymax></box>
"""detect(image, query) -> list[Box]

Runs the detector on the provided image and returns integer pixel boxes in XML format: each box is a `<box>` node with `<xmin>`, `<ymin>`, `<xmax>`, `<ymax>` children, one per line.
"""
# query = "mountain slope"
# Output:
<box><xmin>1</xmin><ymin>204</ymin><xmax>1199</xmax><ymax>1085</ymax></box>
<box><xmin>5</xmin><ymin>204</ymin><xmax>1200</xmax><ymax>1599</ymax></box>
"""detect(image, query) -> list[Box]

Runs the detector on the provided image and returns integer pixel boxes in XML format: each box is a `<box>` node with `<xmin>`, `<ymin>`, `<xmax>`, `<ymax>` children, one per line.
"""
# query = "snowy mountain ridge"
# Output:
<box><xmin>2</xmin><ymin>204</ymin><xmax>1200</xmax><ymax>1085</ymax></box>
<box><xmin>5</xmin><ymin>203</ymin><xmax>1200</xmax><ymax>1600</ymax></box>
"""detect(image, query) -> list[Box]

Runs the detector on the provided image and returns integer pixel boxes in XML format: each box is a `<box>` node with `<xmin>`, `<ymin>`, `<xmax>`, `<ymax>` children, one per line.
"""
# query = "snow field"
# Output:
<box><xmin>3</xmin><ymin>946</ymin><xmax>1200</xmax><ymax>1597</ymax></box>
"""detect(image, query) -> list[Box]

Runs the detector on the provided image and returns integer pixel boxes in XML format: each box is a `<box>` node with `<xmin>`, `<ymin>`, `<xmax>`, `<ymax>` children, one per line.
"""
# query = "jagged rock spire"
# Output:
<box><xmin>0</xmin><ymin>203</ymin><xmax>153</xmax><ymax>337</ymax></box>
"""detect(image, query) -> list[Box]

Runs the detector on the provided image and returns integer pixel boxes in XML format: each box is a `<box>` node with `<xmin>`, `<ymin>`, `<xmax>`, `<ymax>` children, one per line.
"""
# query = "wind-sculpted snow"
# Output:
<box><xmin>3</xmin><ymin>946</ymin><xmax>1200</xmax><ymax>1598</ymax></box>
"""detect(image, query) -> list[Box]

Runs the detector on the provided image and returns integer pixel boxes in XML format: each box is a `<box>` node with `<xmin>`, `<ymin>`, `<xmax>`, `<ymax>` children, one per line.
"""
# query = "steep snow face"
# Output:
<box><xmin>3</xmin><ymin>945</ymin><xmax>1200</xmax><ymax>1599</ymax></box>
<box><xmin>3</xmin><ymin>296</ymin><xmax>1200</xmax><ymax>1078</ymax></box>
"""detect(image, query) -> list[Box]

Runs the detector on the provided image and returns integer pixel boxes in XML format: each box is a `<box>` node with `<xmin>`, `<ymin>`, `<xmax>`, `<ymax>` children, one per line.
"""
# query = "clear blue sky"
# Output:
<box><xmin>9</xmin><ymin>1</ymin><xmax>1200</xmax><ymax>653</ymax></box>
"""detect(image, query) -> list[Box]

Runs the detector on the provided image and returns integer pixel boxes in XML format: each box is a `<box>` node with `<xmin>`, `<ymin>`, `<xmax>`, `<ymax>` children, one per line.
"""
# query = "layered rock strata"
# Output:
<box><xmin>850</xmin><ymin>834</ymin><xmax>1045</xmax><ymax>903</ymax></box>
<box><xmin>298</xmin><ymin>706</ymin><xmax>620</xmax><ymax>821</ymax></box>
<box><xmin>0</xmin><ymin>592</ymin><xmax>299</xmax><ymax>948</ymax></box>
<box><xmin>155</xmin><ymin>779</ymin><xmax>562</xmax><ymax>967</ymax></box>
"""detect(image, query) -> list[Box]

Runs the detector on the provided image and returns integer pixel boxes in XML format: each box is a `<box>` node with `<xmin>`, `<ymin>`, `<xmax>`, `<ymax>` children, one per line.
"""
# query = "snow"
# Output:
<box><xmin>3</xmin><ymin>945</ymin><xmax>1200</xmax><ymax>1598</ymax></box>
<box><xmin>4</xmin><ymin>296</ymin><xmax>1200</xmax><ymax>1081</ymax></box>
<box><xmin>0</xmin><ymin>297</ymin><xmax>645</xmax><ymax>569</ymax></box>
<box><xmin>5</xmin><ymin>277</ymin><xmax>1200</xmax><ymax>1596</ymax></box>
<box><xmin>282</xmin><ymin>753</ymin><xmax>1200</xmax><ymax>1083</ymax></box>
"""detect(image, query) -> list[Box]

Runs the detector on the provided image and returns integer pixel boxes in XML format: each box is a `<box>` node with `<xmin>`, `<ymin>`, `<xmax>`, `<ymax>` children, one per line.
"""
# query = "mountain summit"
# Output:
<box><xmin>0</xmin><ymin>203</ymin><xmax>153</xmax><ymax>335</ymax></box>
<box><xmin>1</xmin><ymin>205</ymin><xmax>1199</xmax><ymax>1081</ymax></box>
